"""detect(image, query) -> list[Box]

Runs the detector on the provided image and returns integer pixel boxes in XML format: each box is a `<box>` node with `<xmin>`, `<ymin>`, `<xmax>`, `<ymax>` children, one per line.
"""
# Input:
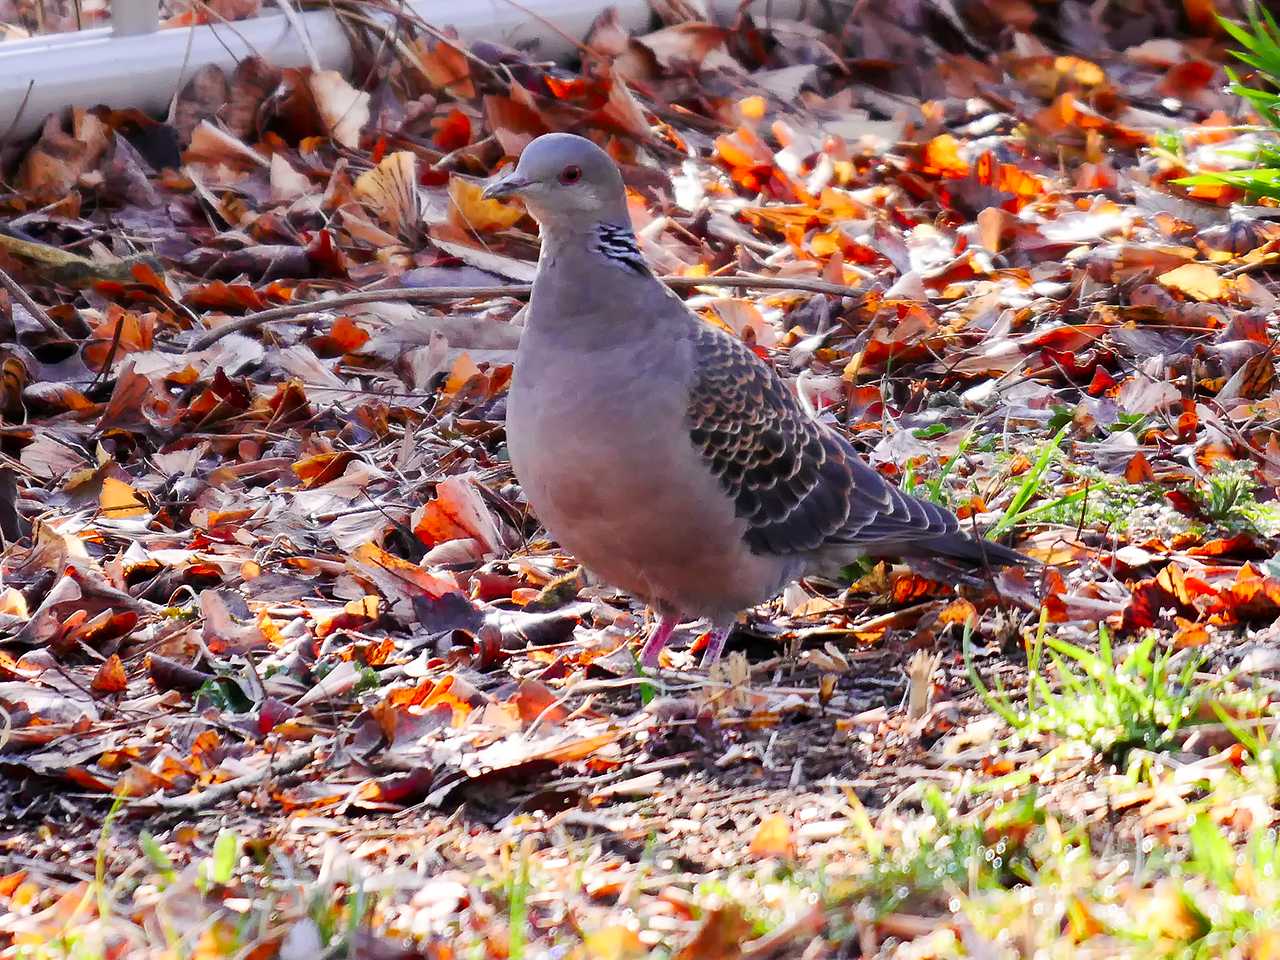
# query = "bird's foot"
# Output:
<box><xmin>699</xmin><ymin>624</ymin><xmax>733</xmax><ymax>667</ymax></box>
<box><xmin>639</xmin><ymin>614</ymin><xmax>679</xmax><ymax>667</ymax></box>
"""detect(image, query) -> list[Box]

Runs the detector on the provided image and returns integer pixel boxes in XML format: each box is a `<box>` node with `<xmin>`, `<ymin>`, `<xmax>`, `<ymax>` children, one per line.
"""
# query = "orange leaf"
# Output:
<box><xmin>1124</xmin><ymin>452</ymin><xmax>1155</xmax><ymax>483</ymax></box>
<box><xmin>434</xmin><ymin>108</ymin><xmax>472</xmax><ymax>151</ymax></box>
<box><xmin>292</xmin><ymin>451</ymin><xmax>358</xmax><ymax>488</ymax></box>
<box><xmin>315</xmin><ymin>596</ymin><xmax>381</xmax><ymax>638</ymax></box>
<box><xmin>443</xmin><ymin>352</ymin><xmax>483</xmax><ymax>396</ymax></box>
<box><xmin>0</xmin><ymin>870</ymin><xmax>28</xmax><ymax>900</ymax></box>
<box><xmin>314</xmin><ymin>314</ymin><xmax>370</xmax><ymax>355</ymax></box>
<box><xmin>513</xmin><ymin>679</ymin><xmax>569</xmax><ymax>726</ymax></box>
<box><xmin>412</xmin><ymin>34</ymin><xmax>475</xmax><ymax>98</ymax></box>
<box><xmin>1183</xmin><ymin>0</ymin><xmax>1218</xmax><ymax>34</ymax></box>
<box><xmin>922</xmin><ymin>134</ymin><xmax>969</xmax><ymax>178</ymax></box>
<box><xmin>938</xmin><ymin>598</ymin><xmax>978</xmax><ymax>627</ymax></box>
<box><xmin>583</xmin><ymin>926</ymin><xmax>647</xmax><ymax>960</ymax></box>
<box><xmin>91</xmin><ymin>655</ymin><xmax>127</xmax><ymax>693</ymax></box>
<box><xmin>538</xmin><ymin>730</ymin><xmax>623</xmax><ymax>763</ymax></box>
<box><xmin>748</xmin><ymin>814</ymin><xmax>795</xmax><ymax>860</ymax></box>
<box><xmin>84</xmin><ymin>308</ymin><xmax>154</xmax><ymax>370</ymax></box>
<box><xmin>349</xmin><ymin>542</ymin><xmax>460</xmax><ymax>601</ymax></box>
<box><xmin>1195</xmin><ymin>442</ymin><xmax>1236</xmax><ymax>471</ymax></box>
<box><xmin>99</xmin><ymin>476</ymin><xmax>147</xmax><ymax>518</ymax></box>
<box><xmin>1172</xmin><ymin>617</ymin><xmax>1210</xmax><ymax>649</ymax></box>
<box><xmin>414</xmin><ymin>474</ymin><xmax>504</xmax><ymax>552</ymax></box>
<box><xmin>184</xmin><ymin>281</ymin><xmax>266</xmax><ymax>312</ymax></box>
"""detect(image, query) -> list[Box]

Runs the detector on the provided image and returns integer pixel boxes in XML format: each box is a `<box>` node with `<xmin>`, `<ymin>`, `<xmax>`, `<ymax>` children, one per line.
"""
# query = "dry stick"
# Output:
<box><xmin>144</xmin><ymin>742</ymin><xmax>321</xmax><ymax>816</ymax></box>
<box><xmin>0</xmin><ymin>263</ymin><xmax>69</xmax><ymax>341</ymax></box>
<box><xmin>183</xmin><ymin>276</ymin><xmax>868</xmax><ymax>352</ymax></box>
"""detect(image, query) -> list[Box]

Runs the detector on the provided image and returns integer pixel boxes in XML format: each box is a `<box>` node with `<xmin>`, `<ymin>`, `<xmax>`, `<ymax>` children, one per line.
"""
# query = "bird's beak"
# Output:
<box><xmin>481</xmin><ymin>173</ymin><xmax>532</xmax><ymax>201</ymax></box>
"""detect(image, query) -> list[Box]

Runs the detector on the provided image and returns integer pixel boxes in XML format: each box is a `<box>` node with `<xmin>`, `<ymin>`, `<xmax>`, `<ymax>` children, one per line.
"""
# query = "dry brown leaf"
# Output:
<box><xmin>412</xmin><ymin>34</ymin><xmax>475</xmax><ymax>98</ymax></box>
<box><xmin>270</xmin><ymin>153</ymin><xmax>313</xmax><ymax>201</ymax></box>
<box><xmin>596</xmin><ymin>74</ymin><xmax>652</xmax><ymax>141</ymax></box>
<box><xmin>206</xmin><ymin>0</ymin><xmax>260</xmax><ymax>20</ymax></box>
<box><xmin>18</xmin><ymin>110</ymin><xmax>109</xmax><ymax>199</ymax></box>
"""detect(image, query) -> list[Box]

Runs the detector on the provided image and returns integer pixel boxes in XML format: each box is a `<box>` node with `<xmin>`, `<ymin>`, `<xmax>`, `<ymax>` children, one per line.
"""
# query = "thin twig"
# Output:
<box><xmin>491</xmin><ymin>0</ymin><xmax>592</xmax><ymax>57</ymax></box>
<box><xmin>141</xmin><ymin>742</ymin><xmax>321</xmax><ymax>816</ymax></box>
<box><xmin>0</xmin><ymin>80</ymin><xmax>34</xmax><ymax>158</ymax></box>
<box><xmin>0</xmin><ymin>263</ymin><xmax>69</xmax><ymax>341</ymax></box>
<box><xmin>273</xmin><ymin>0</ymin><xmax>322</xmax><ymax>72</ymax></box>
<box><xmin>182</xmin><ymin>275</ymin><xmax>867</xmax><ymax>352</ymax></box>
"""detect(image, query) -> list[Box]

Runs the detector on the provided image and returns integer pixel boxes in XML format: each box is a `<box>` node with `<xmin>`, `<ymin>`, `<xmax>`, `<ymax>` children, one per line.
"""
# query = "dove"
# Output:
<box><xmin>484</xmin><ymin>133</ymin><xmax>1028</xmax><ymax>667</ymax></box>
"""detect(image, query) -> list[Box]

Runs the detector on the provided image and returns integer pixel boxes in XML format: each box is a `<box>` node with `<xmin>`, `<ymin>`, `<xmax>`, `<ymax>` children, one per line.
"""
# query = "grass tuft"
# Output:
<box><xmin>1175</xmin><ymin>7</ymin><xmax>1280</xmax><ymax>200</ymax></box>
<box><xmin>964</xmin><ymin>615</ymin><xmax>1215</xmax><ymax>763</ymax></box>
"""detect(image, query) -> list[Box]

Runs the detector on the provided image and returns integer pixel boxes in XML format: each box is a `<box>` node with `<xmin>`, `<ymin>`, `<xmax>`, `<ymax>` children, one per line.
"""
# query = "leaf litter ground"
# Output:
<box><xmin>3</xmin><ymin>0</ymin><xmax>1280</xmax><ymax>956</ymax></box>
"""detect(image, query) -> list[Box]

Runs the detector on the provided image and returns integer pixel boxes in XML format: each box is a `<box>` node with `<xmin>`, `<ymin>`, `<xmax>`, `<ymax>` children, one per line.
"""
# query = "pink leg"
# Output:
<box><xmin>700</xmin><ymin>624</ymin><xmax>733</xmax><ymax>667</ymax></box>
<box><xmin>639</xmin><ymin>615</ymin><xmax>679</xmax><ymax>667</ymax></box>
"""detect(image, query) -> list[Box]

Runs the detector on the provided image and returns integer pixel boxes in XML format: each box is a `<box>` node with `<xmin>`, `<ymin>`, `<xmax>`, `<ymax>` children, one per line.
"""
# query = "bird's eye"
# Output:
<box><xmin>559</xmin><ymin>165</ymin><xmax>583</xmax><ymax>185</ymax></box>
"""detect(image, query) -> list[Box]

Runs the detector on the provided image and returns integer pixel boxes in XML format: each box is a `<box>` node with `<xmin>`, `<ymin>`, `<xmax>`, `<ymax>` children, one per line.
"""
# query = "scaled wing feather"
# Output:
<box><xmin>685</xmin><ymin>326</ymin><xmax>957</xmax><ymax>556</ymax></box>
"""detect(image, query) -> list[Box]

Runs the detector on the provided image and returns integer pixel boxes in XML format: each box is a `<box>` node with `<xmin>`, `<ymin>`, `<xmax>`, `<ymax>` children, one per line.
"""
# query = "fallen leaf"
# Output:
<box><xmin>91</xmin><ymin>655</ymin><xmax>127</xmax><ymax>694</ymax></box>
<box><xmin>309</xmin><ymin>70</ymin><xmax>370</xmax><ymax>149</ymax></box>
<box><xmin>1157</xmin><ymin>262</ymin><xmax>1227</xmax><ymax>301</ymax></box>
<box><xmin>748</xmin><ymin>814</ymin><xmax>795</xmax><ymax>860</ymax></box>
<box><xmin>353</xmin><ymin>150</ymin><xmax>420</xmax><ymax>241</ymax></box>
<box><xmin>99</xmin><ymin>476</ymin><xmax>147</xmax><ymax>519</ymax></box>
<box><xmin>448</xmin><ymin>176</ymin><xmax>525</xmax><ymax>233</ymax></box>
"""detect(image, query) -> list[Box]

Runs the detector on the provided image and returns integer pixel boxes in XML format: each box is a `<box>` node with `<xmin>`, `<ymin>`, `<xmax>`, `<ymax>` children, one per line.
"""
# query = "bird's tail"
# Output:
<box><xmin>906</xmin><ymin>532</ymin><xmax>1032</xmax><ymax>569</ymax></box>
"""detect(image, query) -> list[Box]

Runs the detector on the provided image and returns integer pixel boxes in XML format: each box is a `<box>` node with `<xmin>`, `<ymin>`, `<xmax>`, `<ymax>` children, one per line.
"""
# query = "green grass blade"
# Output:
<box><xmin>987</xmin><ymin>425</ymin><xmax>1070</xmax><ymax>538</ymax></box>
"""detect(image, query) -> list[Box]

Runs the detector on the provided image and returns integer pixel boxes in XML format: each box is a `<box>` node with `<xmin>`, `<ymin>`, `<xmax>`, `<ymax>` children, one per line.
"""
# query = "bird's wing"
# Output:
<box><xmin>685</xmin><ymin>325</ymin><xmax>958</xmax><ymax>556</ymax></box>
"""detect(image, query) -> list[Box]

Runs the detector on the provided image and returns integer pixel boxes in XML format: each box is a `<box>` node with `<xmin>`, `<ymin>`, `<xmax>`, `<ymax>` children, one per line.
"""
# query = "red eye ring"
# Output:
<box><xmin>559</xmin><ymin>165</ymin><xmax>583</xmax><ymax>185</ymax></box>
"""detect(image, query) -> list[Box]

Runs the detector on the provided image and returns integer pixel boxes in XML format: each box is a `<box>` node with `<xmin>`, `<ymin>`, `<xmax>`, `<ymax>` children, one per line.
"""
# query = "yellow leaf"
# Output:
<box><xmin>354</xmin><ymin>151</ymin><xmax>420</xmax><ymax>240</ymax></box>
<box><xmin>99</xmin><ymin>476</ymin><xmax>147</xmax><ymax>518</ymax></box>
<box><xmin>346</xmin><ymin>596</ymin><xmax>379</xmax><ymax>618</ymax></box>
<box><xmin>1157</xmin><ymin>262</ymin><xmax>1227</xmax><ymax>301</ymax></box>
<box><xmin>1251</xmin><ymin>929</ymin><xmax>1280</xmax><ymax>960</ymax></box>
<box><xmin>923</xmin><ymin>134</ymin><xmax>969</xmax><ymax>177</ymax></box>
<box><xmin>0</xmin><ymin>588</ymin><xmax>28</xmax><ymax>618</ymax></box>
<box><xmin>581</xmin><ymin>926</ymin><xmax>647</xmax><ymax>960</ymax></box>
<box><xmin>448</xmin><ymin>176</ymin><xmax>525</xmax><ymax>232</ymax></box>
<box><xmin>738</xmin><ymin>95</ymin><xmax>766</xmax><ymax>121</ymax></box>
<box><xmin>1054</xmin><ymin>55</ymin><xmax>1106</xmax><ymax>87</ymax></box>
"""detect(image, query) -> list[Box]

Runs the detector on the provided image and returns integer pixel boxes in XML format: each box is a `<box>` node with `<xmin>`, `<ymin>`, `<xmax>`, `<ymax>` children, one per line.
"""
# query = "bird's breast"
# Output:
<box><xmin>504</xmin><ymin>336</ymin><xmax>791</xmax><ymax>617</ymax></box>
<box><xmin>506</xmin><ymin>339</ymin><xmax>689</xmax><ymax>516</ymax></box>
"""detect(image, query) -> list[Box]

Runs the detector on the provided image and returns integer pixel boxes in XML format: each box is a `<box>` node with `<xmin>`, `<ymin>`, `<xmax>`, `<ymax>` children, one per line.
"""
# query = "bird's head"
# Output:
<box><xmin>481</xmin><ymin>133</ymin><xmax>629</xmax><ymax>228</ymax></box>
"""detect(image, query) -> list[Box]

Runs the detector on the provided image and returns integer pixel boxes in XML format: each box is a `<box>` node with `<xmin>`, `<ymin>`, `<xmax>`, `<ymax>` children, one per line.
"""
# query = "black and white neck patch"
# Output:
<box><xmin>594</xmin><ymin>223</ymin><xmax>650</xmax><ymax>276</ymax></box>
